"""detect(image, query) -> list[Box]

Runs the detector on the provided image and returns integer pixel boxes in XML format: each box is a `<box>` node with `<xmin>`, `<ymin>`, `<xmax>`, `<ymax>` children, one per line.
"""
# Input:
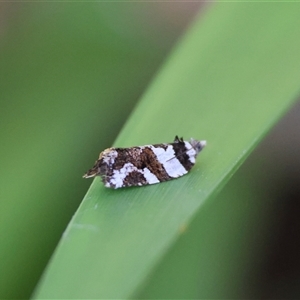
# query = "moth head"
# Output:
<box><xmin>190</xmin><ymin>138</ymin><xmax>207</xmax><ymax>155</ymax></box>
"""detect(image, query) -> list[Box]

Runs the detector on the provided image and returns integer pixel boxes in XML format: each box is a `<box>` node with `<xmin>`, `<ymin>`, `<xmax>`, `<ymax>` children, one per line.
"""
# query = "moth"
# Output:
<box><xmin>83</xmin><ymin>136</ymin><xmax>206</xmax><ymax>189</ymax></box>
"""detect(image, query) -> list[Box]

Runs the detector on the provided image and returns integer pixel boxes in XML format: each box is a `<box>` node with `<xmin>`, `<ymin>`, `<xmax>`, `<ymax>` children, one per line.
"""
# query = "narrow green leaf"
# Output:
<box><xmin>33</xmin><ymin>3</ymin><xmax>300</xmax><ymax>299</ymax></box>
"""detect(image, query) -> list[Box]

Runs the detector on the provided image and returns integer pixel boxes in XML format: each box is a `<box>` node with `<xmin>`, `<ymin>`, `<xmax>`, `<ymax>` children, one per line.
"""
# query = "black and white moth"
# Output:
<box><xmin>83</xmin><ymin>136</ymin><xmax>206</xmax><ymax>189</ymax></box>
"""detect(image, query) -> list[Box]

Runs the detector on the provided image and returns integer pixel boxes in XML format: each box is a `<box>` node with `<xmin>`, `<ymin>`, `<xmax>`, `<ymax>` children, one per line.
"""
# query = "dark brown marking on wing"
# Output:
<box><xmin>139</xmin><ymin>147</ymin><xmax>172</xmax><ymax>182</ymax></box>
<box><xmin>171</xmin><ymin>141</ymin><xmax>194</xmax><ymax>171</ymax></box>
<box><xmin>123</xmin><ymin>170</ymin><xmax>148</xmax><ymax>187</ymax></box>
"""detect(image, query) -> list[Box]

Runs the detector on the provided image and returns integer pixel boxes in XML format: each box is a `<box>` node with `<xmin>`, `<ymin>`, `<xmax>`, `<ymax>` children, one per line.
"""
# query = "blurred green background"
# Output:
<box><xmin>1</xmin><ymin>2</ymin><xmax>300</xmax><ymax>299</ymax></box>
<box><xmin>137</xmin><ymin>101</ymin><xmax>300</xmax><ymax>299</ymax></box>
<box><xmin>0</xmin><ymin>2</ymin><xmax>203</xmax><ymax>298</ymax></box>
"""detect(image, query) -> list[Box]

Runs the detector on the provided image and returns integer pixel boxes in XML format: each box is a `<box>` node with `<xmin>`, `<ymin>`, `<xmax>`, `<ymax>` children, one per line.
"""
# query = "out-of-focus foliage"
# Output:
<box><xmin>33</xmin><ymin>3</ymin><xmax>300</xmax><ymax>299</ymax></box>
<box><xmin>0</xmin><ymin>3</ymin><xmax>201</xmax><ymax>298</ymax></box>
<box><xmin>138</xmin><ymin>101</ymin><xmax>300</xmax><ymax>299</ymax></box>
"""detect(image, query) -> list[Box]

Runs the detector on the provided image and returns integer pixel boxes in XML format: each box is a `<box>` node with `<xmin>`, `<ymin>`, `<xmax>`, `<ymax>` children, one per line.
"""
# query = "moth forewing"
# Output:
<box><xmin>83</xmin><ymin>136</ymin><xmax>206</xmax><ymax>189</ymax></box>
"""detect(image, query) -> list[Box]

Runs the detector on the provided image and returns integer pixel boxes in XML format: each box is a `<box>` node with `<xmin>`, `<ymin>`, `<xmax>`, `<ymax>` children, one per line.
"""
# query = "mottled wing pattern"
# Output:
<box><xmin>83</xmin><ymin>136</ymin><xmax>206</xmax><ymax>189</ymax></box>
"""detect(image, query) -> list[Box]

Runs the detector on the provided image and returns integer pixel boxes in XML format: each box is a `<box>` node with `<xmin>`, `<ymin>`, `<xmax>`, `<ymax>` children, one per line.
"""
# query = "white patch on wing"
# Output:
<box><xmin>108</xmin><ymin>163</ymin><xmax>159</xmax><ymax>188</ymax></box>
<box><xmin>109</xmin><ymin>162</ymin><xmax>135</xmax><ymax>188</ymax></box>
<box><xmin>184</xmin><ymin>141</ymin><xmax>197</xmax><ymax>163</ymax></box>
<box><xmin>150</xmin><ymin>145</ymin><xmax>187</xmax><ymax>178</ymax></box>
<box><xmin>142</xmin><ymin>167</ymin><xmax>160</xmax><ymax>184</ymax></box>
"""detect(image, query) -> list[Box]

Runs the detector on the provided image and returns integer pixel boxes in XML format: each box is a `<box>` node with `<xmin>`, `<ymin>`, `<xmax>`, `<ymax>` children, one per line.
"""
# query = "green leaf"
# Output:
<box><xmin>0</xmin><ymin>4</ymin><xmax>166</xmax><ymax>298</ymax></box>
<box><xmin>33</xmin><ymin>3</ymin><xmax>300</xmax><ymax>299</ymax></box>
